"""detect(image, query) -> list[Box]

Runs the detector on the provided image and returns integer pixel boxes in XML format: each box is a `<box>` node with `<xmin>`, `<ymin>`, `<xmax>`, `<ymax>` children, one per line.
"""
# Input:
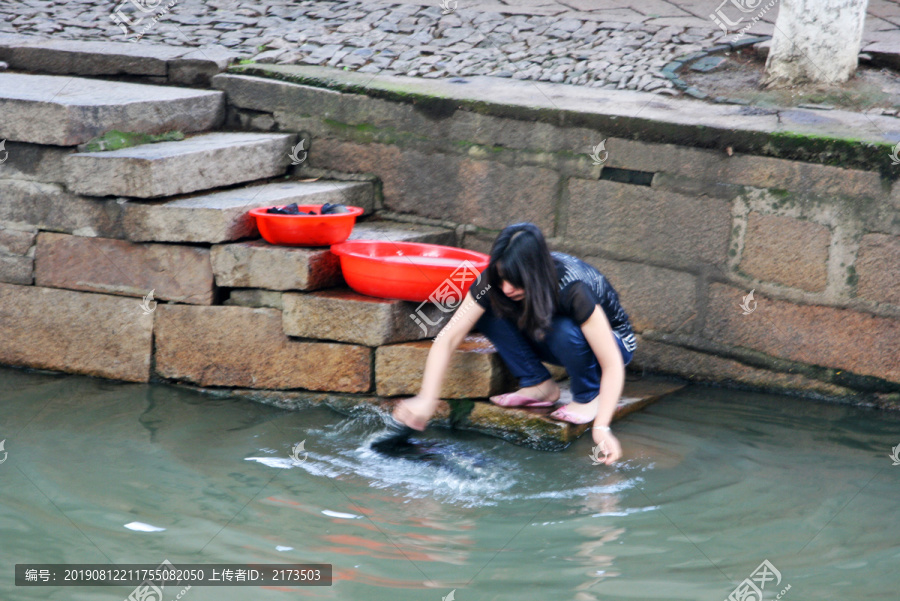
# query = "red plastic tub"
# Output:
<box><xmin>250</xmin><ymin>205</ymin><xmax>364</xmax><ymax>246</ymax></box>
<box><xmin>330</xmin><ymin>240</ymin><xmax>490</xmax><ymax>302</ymax></box>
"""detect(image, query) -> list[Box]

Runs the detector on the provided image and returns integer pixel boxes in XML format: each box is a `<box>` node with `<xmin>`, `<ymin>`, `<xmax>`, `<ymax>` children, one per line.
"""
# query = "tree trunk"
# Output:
<box><xmin>762</xmin><ymin>0</ymin><xmax>868</xmax><ymax>88</ymax></box>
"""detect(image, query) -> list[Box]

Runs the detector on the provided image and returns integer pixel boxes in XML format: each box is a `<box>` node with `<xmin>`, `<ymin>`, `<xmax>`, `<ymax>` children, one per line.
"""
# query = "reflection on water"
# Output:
<box><xmin>1</xmin><ymin>366</ymin><xmax>899</xmax><ymax>601</ymax></box>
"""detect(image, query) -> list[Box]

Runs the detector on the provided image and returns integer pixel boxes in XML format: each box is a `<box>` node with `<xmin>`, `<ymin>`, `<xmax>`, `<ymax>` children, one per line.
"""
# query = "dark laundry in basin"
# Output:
<box><xmin>265</xmin><ymin>202</ymin><xmax>349</xmax><ymax>215</ymax></box>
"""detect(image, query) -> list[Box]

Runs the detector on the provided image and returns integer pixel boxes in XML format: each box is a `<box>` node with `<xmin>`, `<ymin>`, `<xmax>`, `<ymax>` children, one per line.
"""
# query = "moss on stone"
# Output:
<box><xmin>321</xmin><ymin>118</ymin><xmax>428</xmax><ymax>146</ymax></box>
<box><xmin>79</xmin><ymin>130</ymin><xmax>184</xmax><ymax>152</ymax></box>
<box><xmin>227</xmin><ymin>64</ymin><xmax>899</xmax><ymax>176</ymax></box>
<box><xmin>846</xmin><ymin>265</ymin><xmax>858</xmax><ymax>290</ymax></box>
<box><xmin>765</xmin><ymin>131</ymin><xmax>898</xmax><ymax>178</ymax></box>
<box><xmin>448</xmin><ymin>399</ymin><xmax>475</xmax><ymax>426</ymax></box>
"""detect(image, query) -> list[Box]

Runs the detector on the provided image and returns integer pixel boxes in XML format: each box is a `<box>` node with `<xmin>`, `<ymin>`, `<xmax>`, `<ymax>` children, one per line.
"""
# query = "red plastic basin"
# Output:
<box><xmin>250</xmin><ymin>205</ymin><xmax>364</xmax><ymax>246</ymax></box>
<box><xmin>330</xmin><ymin>240</ymin><xmax>490</xmax><ymax>302</ymax></box>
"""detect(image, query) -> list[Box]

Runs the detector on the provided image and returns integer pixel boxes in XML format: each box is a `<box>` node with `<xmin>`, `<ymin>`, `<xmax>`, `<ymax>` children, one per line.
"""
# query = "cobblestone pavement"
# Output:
<box><xmin>3</xmin><ymin>0</ymin><xmax>899</xmax><ymax>93</ymax></box>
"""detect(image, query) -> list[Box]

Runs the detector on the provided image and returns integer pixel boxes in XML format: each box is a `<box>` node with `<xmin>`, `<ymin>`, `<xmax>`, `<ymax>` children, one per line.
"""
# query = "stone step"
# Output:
<box><xmin>211</xmin><ymin>219</ymin><xmax>456</xmax><ymax>291</ymax></box>
<box><xmin>34</xmin><ymin>232</ymin><xmax>214</xmax><ymax>305</ymax></box>
<box><xmin>64</xmin><ymin>132</ymin><xmax>296</xmax><ymax>199</ymax></box>
<box><xmin>212</xmin><ymin>240</ymin><xmax>344</xmax><ymax>293</ymax></box>
<box><xmin>0</xmin><ymin>37</ymin><xmax>237</xmax><ymax>87</ymax></box>
<box><xmin>122</xmin><ymin>180</ymin><xmax>373</xmax><ymax>243</ymax></box>
<box><xmin>375</xmin><ymin>334</ymin><xmax>514</xmax><ymax>399</ymax></box>
<box><xmin>0</xmin><ymin>72</ymin><xmax>224</xmax><ymax>146</ymax></box>
<box><xmin>0</xmin><ymin>224</ymin><xmax>36</xmax><ymax>286</ymax></box>
<box><xmin>462</xmin><ymin>378</ymin><xmax>686</xmax><ymax>451</ymax></box>
<box><xmin>223</xmin><ymin>377</ymin><xmax>686</xmax><ymax>452</ymax></box>
<box><xmin>154</xmin><ymin>304</ymin><xmax>371</xmax><ymax>393</ymax></box>
<box><xmin>0</xmin><ymin>282</ymin><xmax>153</xmax><ymax>382</ymax></box>
<box><xmin>282</xmin><ymin>288</ymin><xmax>448</xmax><ymax>347</ymax></box>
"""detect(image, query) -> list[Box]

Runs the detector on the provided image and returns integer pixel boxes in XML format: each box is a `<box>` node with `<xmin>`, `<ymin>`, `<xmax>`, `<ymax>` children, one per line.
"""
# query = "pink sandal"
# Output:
<box><xmin>489</xmin><ymin>393</ymin><xmax>555</xmax><ymax>408</ymax></box>
<box><xmin>548</xmin><ymin>405</ymin><xmax>595</xmax><ymax>425</ymax></box>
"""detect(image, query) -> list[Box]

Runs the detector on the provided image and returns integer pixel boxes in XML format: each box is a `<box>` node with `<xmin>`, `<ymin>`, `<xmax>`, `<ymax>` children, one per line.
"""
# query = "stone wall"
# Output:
<box><xmin>215</xmin><ymin>65</ymin><xmax>900</xmax><ymax>408</ymax></box>
<box><xmin>2</xmin><ymin>50</ymin><xmax>899</xmax><ymax>413</ymax></box>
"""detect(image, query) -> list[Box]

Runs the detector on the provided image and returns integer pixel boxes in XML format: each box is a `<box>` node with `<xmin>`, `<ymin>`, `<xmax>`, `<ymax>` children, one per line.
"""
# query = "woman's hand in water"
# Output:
<box><xmin>393</xmin><ymin>396</ymin><xmax>437</xmax><ymax>431</ymax></box>
<box><xmin>592</xmin><ymin>428</ymin><xmax>622</xmax><ymax>465</ymax></box>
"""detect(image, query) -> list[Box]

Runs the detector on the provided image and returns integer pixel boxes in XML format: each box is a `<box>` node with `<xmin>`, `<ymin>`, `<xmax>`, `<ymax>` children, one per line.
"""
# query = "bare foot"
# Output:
<box><xmin>515</xmin><ymin>379</ymin><xmax>561</xmax><ymax>403</ymax></box>
<box><xmin>557</xmin><ymin>395</ymin><xmax>599</xmax><ymax>420</ymax></box>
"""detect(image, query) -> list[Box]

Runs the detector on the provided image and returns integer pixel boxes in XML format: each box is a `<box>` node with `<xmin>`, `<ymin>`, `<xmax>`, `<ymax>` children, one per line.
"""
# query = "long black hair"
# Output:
<box><xmin>486</xmin><ymin>223</ymin><xmax>559</xmax><ymax>341</ymax></box>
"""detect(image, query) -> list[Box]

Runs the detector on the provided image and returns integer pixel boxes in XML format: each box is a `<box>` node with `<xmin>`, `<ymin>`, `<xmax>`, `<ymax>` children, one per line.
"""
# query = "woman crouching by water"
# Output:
<box><xmin>393</xmin><ymin>222</ymin><xmax>636</xmax><ymax>464</ymax></box>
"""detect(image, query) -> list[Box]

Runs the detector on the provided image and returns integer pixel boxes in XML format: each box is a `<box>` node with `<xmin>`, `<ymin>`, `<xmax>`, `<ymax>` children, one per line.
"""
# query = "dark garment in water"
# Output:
<box><xmin>265</xmin><ymin>202</ymin><xmax>349</xmax><ymax>215</ymax></box>
<box><xmin>370</xmin><ymin>416</ymin><xmax>487</xmax><ymax>478</ymax></box>
<box><xmin>370</xmin><ymin>415</ymin><xmax>418</xmax><ymax>457</ymax></box>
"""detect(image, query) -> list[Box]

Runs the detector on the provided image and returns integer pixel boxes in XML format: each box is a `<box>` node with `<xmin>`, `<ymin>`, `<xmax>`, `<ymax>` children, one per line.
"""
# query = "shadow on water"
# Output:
<box><xmin>1</xmin><ymin>367</ymin><xmax>899</xmax><ymax>601</ymax></box>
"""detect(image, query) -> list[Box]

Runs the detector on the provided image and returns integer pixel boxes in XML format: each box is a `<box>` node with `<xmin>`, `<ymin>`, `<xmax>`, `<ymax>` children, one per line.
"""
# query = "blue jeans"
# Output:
<box><xmin>475</xmin><ymin>305</ymin><xmax>633</xmax><ymax>404</ymax></box>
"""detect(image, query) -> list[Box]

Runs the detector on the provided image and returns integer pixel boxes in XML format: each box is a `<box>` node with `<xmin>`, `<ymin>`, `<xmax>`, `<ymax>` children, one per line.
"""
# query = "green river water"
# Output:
<box><xmin>1</xmin><ymin>366</ymin><xmax>898</xmax><ymax>601</ymax></box>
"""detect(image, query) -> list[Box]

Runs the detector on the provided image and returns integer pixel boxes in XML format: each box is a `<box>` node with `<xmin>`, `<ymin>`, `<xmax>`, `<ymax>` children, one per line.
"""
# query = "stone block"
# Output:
<box><xmin>154</xmin><ymin>304</ymin><xmax>371</xmax><ymax>392</ymax></box>
<box><xmin>168</xmin><ymin>48</ymin><xmax>238</xmax><ymax>86</ymax></box>
<box><xmin>631</xmin><ymin>336</ymin><xmax>860</xmax><ymax>400</ymax></box>
<box><xmin>122</xmin><ymin>181</ymin><xmax>372</xmax><ymax>243</ymax></box>
<box><xmin>0</xmin><ymin>39</ymin><xmax>184</xmax><ymax>76</ymax></box>
<box><xmin>0</xmin><ymin>142</ymin><xmax>72</xmax><ymax>183</ymax></box>
<box><xmin>213</xmin><ymin>72</ymin><xmax>429</xmax><ymax>135</ymax></box>
<box><xmin>210</xmin><ymin>240</ymin><xmax>341</xmax><ymax>291</ymax></box>
<box><xmin>225</xmin><ymin>289</ymin><xmax>284</xmax><ymax>310</ymax></box>
<box><xmin>64</xmin><ymin>132</ymin><xmax>295</xmax><ymax>198</ymax></box>
<box><xmin>703</xmin><ymin>283</ymin><xmax>900</xmax><ymax>383</ymax></box>
<box><xmin>565</xmin><ymin>178</ymin><xmax>731</xmax><ymax>267</ymax></box>
<box><xmin>313</xmin><ymin>140</ymin><xmax>559</xmax><ymax>231</ymax></box>
<box><xmin>601</xmin><ymin>137</ymin><xmax>724</xmax><ymax>181</ymax></box>
<box><xmin>720</xmin><ymin>155</ymin><xmax>884</xmax><ymax>199</ymax></box>
<box><xmin>0</xmin><ymin>38</ymin><xmax>237</xmax><ymax>86</ymax></box>
<box><xmin>450</xmin><ymin>111</ymin><xmax>569</xmax><ymax>153</ymax></box>
<box><xmin>349</xmin><ymin>220</ymin><xmax>456</xmax><ymax>245</ymax></box>
<box><xmin>0</xmin><ymin>72</ymin><xmax>224</xmax><ymax>146</ymax></box>
<box><xmin>584</xmin><ymin>257</ymin><xmax>697</xmax><ymax>333</ymax></box>
<box><xmin>0</xmin><ymin>254</ymin><xmax>33</xmax><ymax>284</ymax></box>
<box><xmin>453</xmin><ymin>157</ymin><xmax>559</xmax><ymax>231</ymax></box>
<box><xmin>375</xmin><ymin>335</ymin><xmax>513</xmax><ymax>398</ymax></box>
<box><xmin>739</xmin><ymin>212</ymin><xmax>830</xmax><ymax>292</ymax></box>
<box><xmin>34</xmin><ymin>232</ymin><xmax>214</xmax><ymax>304</ymax></box>
<box><xmin>463</xmin><ymin>378</ymin><xmax>685</xmax><ymax>450</ymax></box>
<box><xmin>856</xmin><ymin>233</ymin><xmax>900</xmax><ymax>306</ymax></box>
<box><xmin>0</xmin><ymin>283</ymin><xmax>152</xmax><ymax>381</ymax></box>
<box><xmin>0</xmin><ymin>225</ymin><xmax>36</xmax><ymax>255</ymax></box>
<box><xmin>863</xmin><ymin>40</ymin><xmax>900</xmax><ymax>70</ymax></box>
<box><xmin>0</xmin><ymin>180</ymin><xmax>124</xmax><ymax>238</ymax></box>
<box><xmin>282</xmin><ymin>288</ymin><xmax>445</xmax><ymax>346</ymax></box>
